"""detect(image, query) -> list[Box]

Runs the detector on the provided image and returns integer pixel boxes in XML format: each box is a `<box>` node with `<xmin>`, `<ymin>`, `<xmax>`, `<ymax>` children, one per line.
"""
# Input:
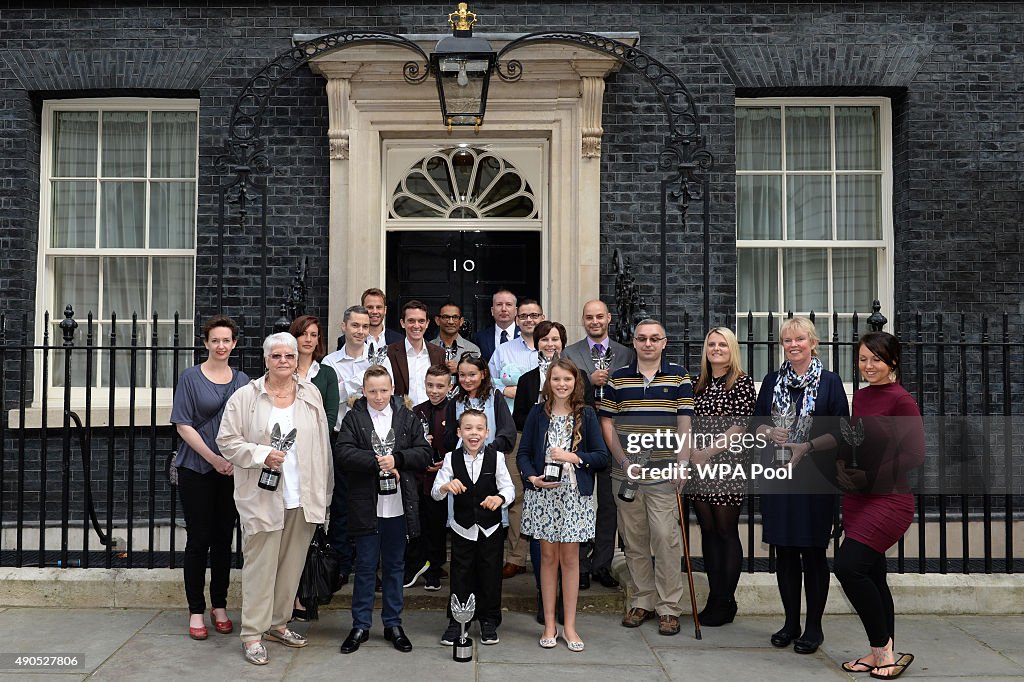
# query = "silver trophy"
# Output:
<box><xmin>371</xmin><ymin>428</ymin><xmax>398</xmax><ymax>495</ymax></box>
<box><xmin>537</xmin><ymin>349</ymin><xmax>558</xmax><ymax>383</ymax></box>
<box><xmin>542</xmin><ymin>416</ymin><xmax>572</xmax><ymax>483</ymax></box>
<box><xmin>366</xmin><ymin>342</ymin><xmax>389</xmax><ymax>366</ymax></box>
<box><xmin>617</xmin><ymin>448</ymin><xmax>650</xmax><ymax>502</ymax></box>
<box><xmin>840</xmin><ymin>417</ymin><xmax>865</xmax><ymax>470</ymax></box>
<box><xmin>770</xmin><ymin>403</ymin><xmax>798</xmax><ymax>464</ymax></box>
<box><xmin>592</xmin><ymin>345</ymin><xmax>614</xmax><ymax>401</ymax></box>
<box><xmin>450</xmin><ymin>593</ymin><xmax>476</xmax><ymax>662</ymax></box>
<box><xmin>444</xmin><ymin>343</ymin><xmax>459</xmax><ymax>398</ymax></box>
<box><xmin>258</xmin><ymin>422</ymin><xmax>297</xmax><ymax>491</ymax></box>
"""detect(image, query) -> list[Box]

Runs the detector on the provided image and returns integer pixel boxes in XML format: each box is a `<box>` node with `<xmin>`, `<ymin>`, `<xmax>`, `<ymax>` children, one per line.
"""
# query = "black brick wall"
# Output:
<box><xmin>0</xmin><ymin>0</ymin><xmax>1022</xmax><ymax>536</ymax></box>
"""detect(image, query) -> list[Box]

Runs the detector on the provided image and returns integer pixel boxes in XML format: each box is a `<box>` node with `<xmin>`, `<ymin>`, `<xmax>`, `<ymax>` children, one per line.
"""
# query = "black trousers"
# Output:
<box><xmin>177</xmin><ymin>466</ymin><xmax>237</xmax><ymax>614</ymax></box>
<box><xmin>579</xmin><ymin>469</ymin><xmax>617</xmax><ymax>573</ymax></box>
<box><xmin>835</xmin><ymin>538</ymin><xmax>895</xmax><ymax>647</ymax></box>
<box><xmin>406</xmin><ymin>492</ymin><xmax>448</xmax><ymax>572</ymax></box>
<box><xmin>448</xmin><ymin>528</ymin><xmax>505</xmax><ymax>626</ymax></box>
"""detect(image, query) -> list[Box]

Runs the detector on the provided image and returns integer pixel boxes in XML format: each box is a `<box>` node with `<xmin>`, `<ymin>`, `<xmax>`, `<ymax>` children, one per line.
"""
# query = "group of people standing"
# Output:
<box><xmin>169</xmin><ymin>287</ymin><xmax>922</xmax><ymax>679</ymax></box>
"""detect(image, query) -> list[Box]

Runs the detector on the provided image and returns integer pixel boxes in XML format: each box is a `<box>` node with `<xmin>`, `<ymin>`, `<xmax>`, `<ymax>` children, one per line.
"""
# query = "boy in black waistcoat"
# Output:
<box><xmin>431</xmin><ymin>409</ymin><xmax>515</xmax><ymax>645</ymax></box>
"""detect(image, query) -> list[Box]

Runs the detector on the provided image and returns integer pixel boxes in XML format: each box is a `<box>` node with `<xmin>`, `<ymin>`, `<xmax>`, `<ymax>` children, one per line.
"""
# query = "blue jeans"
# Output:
<box><xmin>352</xmin><ymin>515</ymin><xmax>406</xmax><ymax>630</ymax></box>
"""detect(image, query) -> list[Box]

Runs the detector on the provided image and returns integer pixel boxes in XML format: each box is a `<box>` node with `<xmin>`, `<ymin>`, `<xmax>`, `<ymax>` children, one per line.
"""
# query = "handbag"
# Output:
<box><xmin>168</xmin><ymin>370</ymin><xmax>237</xmax><ymax>486</ymax></box>
<box><xmin>297</xmin><ymin>524</ymin><xmax>340</xmax><ymax>620</ymax></box>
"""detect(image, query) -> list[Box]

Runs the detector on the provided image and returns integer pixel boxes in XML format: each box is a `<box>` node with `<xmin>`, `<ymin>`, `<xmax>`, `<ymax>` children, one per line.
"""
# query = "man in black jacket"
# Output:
<box><xmin>335</xmin><ymin>365</ymin><xmax>432</xmax><ymax>654</ymax></box>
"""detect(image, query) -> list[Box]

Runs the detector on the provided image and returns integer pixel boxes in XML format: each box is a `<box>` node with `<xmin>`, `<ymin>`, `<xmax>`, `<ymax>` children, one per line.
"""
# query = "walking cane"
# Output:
<box><xmin>676</xmin><ymin>491</ymin><xmax>702</xmax><ymax>640</ymax></box>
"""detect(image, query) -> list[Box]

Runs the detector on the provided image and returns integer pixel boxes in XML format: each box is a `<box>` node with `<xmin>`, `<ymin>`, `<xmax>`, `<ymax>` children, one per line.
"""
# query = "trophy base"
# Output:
<box><xmin>773</xmin><ymin>448</ymin><xmax>791</xmax><ymax>465</ymax></box>
<box><xmin>453</xmin><ymin>636</ymin><xmax>473</xmax><ymax>662</ymax></box>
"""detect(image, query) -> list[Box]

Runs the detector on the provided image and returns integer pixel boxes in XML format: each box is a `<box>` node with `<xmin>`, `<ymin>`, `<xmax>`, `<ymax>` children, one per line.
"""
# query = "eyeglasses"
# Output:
<box><xmin>517</xmin><ymin>312</ymin><xmax>542</xmax><ymax>320</ymax></box>
<box><xmin>269</xmin><ymin>353</ymin><xmax>297</xmax><ymax>362</ymax></box>
<box><xmin>437</xmin><ymin>314</ymin><xmax>463</xmax><ymax>322</ymax></box>
<box><xmin>634</xmin><ymin>336</ymin><xmax>666</xmax><ymax>345</ymax></box>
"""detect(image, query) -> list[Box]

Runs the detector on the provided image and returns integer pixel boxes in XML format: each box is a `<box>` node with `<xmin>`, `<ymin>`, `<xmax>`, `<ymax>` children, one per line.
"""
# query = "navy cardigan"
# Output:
<box><xmin>516</xmin><ymin>403</ymin><xmax>609</xmax><ymax>496</ymax></box>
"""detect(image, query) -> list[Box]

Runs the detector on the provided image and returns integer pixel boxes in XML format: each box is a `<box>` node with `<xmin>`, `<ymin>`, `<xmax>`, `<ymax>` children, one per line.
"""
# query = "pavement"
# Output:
<box><xmin>0</xmin><ymin>606</ymin><xmax>1021</xmax><ymax>680</ymax></box>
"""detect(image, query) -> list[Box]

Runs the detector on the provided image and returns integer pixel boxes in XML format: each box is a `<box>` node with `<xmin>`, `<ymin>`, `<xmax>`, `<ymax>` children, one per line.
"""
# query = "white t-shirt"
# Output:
<box><xmin>369</xmin><ymin>404</ymin><xmax>403</xmax><ymax>518</ymax></box>
<box><xmin>269</xmin><ymin>404</ymin><xmax>301</xmax><ymax>510</ymax></box>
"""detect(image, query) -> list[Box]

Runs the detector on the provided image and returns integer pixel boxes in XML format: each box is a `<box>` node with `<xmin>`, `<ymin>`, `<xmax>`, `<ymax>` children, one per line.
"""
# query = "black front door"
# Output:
<box><xmin>385</xmin><ymin>231</ymin><xmax>542</xmax><ymax>335</ymax></box>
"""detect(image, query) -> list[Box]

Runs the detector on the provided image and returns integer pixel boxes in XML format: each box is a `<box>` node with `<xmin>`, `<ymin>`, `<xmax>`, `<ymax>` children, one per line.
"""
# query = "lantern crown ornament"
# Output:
<box><xmin>431</xmin><ymin>3</ymin><xmax>496</xmax><ymax>132</ymax></box>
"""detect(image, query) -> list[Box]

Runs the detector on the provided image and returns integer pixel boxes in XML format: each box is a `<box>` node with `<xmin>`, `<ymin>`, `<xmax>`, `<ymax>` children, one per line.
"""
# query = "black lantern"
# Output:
<box><xmin>430</xmin><ymin>3</ymin><xmax>496</xmax><ymax>131</ymax></box>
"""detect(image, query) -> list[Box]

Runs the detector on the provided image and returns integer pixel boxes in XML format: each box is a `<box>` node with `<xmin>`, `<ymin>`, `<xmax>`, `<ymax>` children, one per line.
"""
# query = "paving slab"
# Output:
<box><xmin>819</xmin><ymin>615</ymin><xmax>1024</xmax><ymax>679</ymax></box>
<box><xmin>479</xmin><ymin>663</ymin><xmax>670</xmax><ymax>681</ymax></box>
<box><xmin>948</xmin><ymin>616</ymin><xmax>1024</xmax><ymax>669</ymax></box>
<box><xmin>88</xmin><ymin>632</ymin><xmax>298</xmax><ymax>681</ymax></box>
<box><xmin>0</xmin><ymin>608</ymin><xmax>156</xmax><ymax>674</ymax></box>
<box><xmin>475</xmin><ymin>612</ymin><xmax>660</xmax><ymax>667</ymax></box>
<box><xmin>655</xmin><ymin>647</ymin><xmax>850</xmax><ymax>682</ymax></box>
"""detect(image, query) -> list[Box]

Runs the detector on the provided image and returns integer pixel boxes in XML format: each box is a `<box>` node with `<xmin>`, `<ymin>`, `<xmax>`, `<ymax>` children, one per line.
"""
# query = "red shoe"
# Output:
<box><xmin>189</xmin><ymin>624</ymin><xmax>209</xmax><ymax>640</ymax></box>
<box><xmin>211</xmin><ymin>609</ymin><xmax>233</xmax><ymax>634</ymax></box>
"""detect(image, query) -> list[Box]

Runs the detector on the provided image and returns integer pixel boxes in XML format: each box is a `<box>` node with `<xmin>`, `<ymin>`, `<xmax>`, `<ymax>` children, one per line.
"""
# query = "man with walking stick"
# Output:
<box><xmin>600</xmin><ymin>319</ymin><xmax>699</xmax><ymax>637</ymax></box>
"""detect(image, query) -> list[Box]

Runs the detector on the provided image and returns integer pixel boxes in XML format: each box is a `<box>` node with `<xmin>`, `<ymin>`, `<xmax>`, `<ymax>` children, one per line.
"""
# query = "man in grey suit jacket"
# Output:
<box><xmin>561</xmin><ymin>300</ymin><xmax>633</xmax><ymax>590</ymax></box>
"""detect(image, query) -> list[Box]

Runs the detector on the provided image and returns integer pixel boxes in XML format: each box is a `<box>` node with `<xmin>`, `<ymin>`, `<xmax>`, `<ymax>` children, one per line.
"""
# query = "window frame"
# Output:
<box><xmin>735</xmin><ymin>96</ymin><xmax>895</xmax><ymax>376</ymax></box>
<box><xmin>34</xmin><ymin>97</ymin><xmax>200</xmax><ymax>409</ymax></box>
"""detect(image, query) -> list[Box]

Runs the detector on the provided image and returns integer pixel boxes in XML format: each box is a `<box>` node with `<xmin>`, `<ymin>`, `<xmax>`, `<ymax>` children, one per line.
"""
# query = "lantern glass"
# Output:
<box><xmin>437</xmin><ymin>56</ymin><xmax>491</xmax><ymax>125</ymax></box>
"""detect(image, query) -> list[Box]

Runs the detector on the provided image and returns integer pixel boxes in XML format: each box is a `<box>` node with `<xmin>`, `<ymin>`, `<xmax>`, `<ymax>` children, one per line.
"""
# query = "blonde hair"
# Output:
<box><xmin>779</xmin><ymin>316</ymin><xmax>820</xmax><ymax>356</ymax></box>
<box><xmin>694</xmin><ymin>327</ymin><xmax>746</xmax><ymax>395</ymax></box>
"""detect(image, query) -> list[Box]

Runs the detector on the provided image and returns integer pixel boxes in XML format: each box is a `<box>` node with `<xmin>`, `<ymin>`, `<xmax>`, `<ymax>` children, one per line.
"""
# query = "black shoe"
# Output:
<box><xmin>480</xmin><ymin>621</ymin><xmax>499</xmax><ymax>645</ymax></box>
<box><xmin>340</xmin><ymin>628</ymin><xmax>369</xmax><ymax>654</ymax></box>
<box><xmin>440</xmin><ymin>620</ymin><xmax>461</xmax><ymax>646</ymax></box>
<box><xmin>771</xmin><ymin>628</ymin><xmax>798</xmax><ymax>648</ymax></box>
<box><xmin>593</xmin><ymin>566</ymin><xmax>620</xmax><ymax>589</ymax></box>
<box><xmin>794</xmin><ymin>635</ymin><xmax>823</xmax><ymax>654</ymax></box>
<box><xmin>403</xmin><ymin>561</ymin><xmax>429</xmax><ymax>588</ymax></box>
<box><xmin>699</xmin><ymin>598</ymin><xmax>737</xmax><ymax>627</ymax></box>
<box><xmin>383</xmin><ymin>626</ymin><xmax>413</xmax><ymax>652</ymax></box>
<box><xmin>579</xmin><ymin>572</ymin><xmax>591</xmax><ymax>590</ymax></box>
<box><xmin>423</xmin><ymin>570</ymin><xmax>442</xmax><ymax>591</ymax></box>
<box><xmin>291</xmin><ymin>608</ymin><xmax>309</xmax><ymax>623</ymax></box>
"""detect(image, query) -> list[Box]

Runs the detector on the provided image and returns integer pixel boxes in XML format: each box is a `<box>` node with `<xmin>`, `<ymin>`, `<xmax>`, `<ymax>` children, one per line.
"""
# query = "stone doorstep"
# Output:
<box><xmin>1</xmin><ymin>559</ymin><xmax>1022</xmax><ymax>615</ymax></box>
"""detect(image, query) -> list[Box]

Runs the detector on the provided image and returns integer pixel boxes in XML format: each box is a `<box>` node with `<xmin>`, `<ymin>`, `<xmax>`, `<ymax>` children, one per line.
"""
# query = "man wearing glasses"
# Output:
<box><xmin>430</xmin><ymin>301</ymin><xmax>481</xmax><ymax>387</ymax></box>
<box><xmin>487</xmin><ymin>299</ymin><xmax>545</xmax><ymax>579</ymax></box>
<box><xmin>600</xmin><ymin>319</ymin><xmax>693</xmax><ymax>636</ymax></box>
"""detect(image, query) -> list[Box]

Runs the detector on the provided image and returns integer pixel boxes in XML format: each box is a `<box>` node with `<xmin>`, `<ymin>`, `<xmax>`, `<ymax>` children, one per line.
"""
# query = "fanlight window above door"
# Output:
<box><xmin>390</xmin><ymin>146</ymin><xmax>538</xmax><ymax>219</ymax></box>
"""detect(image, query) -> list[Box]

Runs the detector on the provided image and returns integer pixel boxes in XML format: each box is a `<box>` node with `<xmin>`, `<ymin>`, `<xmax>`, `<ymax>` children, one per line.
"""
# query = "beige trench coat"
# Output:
<box><xmin>216</xmin><ymin>375</ymin><xmax>333</xmax><ymax>535</ymax></box>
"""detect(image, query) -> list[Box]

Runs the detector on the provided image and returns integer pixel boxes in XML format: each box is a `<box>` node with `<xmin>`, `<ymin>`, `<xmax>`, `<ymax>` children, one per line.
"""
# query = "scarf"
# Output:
<box><xmin>771</xmin><ymin>356</ymin><xmax>823</xmax><ymax>444</ymax></box>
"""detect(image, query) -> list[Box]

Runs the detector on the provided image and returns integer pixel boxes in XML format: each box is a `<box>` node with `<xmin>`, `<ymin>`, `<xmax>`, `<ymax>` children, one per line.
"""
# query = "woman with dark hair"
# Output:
<box><xmin>443</xmin><ymin>354</ymin><xmax>516</xmax><ymax>456</ymax></box>
<box><xmin>170</xmin><ymin>315</ymin><xmax>249</xmax><ymax>641</ymax></box>
<box><xmin>512</xmin><ymin>320</ymin><xmax>568</xmax><ymax>430</ymax></box>
<box><xmin>289</xmin><ymin>314</ymin><xmax>340</xmax><ymax>621</ymax></box>
<box><xmin>833</xmin><ymin>332</ymin><xmax>923</xmax><ymax>679</ymax></box>
<box><xmin>290</xmin><ymin>314</ymin><xmax>340</xmax><ymax>434</ymax></box>
<box><xmin>752</xmin><ymin>316</ymin><xmax>848</xmax><ymax>655</ymax></box>
<box><xmin>687</xmin><ymin>327</ymin><xmax>756</xmax><ymax>626</ymax></box>
<box><xmin>518</xmin><ymin>358</ymin><xmax>609</xmax><ymax>652</ymax></box>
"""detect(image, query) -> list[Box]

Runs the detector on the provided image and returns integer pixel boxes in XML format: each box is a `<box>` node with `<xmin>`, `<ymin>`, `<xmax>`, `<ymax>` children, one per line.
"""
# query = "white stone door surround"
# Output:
<box><xmin>306</xmin><ymin>32</ymin><xmax>637</xmax><ymax>341</ymax></box>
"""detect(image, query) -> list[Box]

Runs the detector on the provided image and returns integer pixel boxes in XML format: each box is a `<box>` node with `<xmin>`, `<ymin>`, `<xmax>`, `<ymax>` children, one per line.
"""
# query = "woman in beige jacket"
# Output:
<box><xmin>217</xmin><ymin>332</ymin><xmax>333</xmax><ymax>665</ymax></box>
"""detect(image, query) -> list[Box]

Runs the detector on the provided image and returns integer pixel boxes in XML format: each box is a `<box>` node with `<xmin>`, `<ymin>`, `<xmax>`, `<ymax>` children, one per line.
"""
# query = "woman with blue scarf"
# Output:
<box><xmin>752</xmin><ymin>317</ymin><xmax>848</xmax><ymax>655</ymax></box>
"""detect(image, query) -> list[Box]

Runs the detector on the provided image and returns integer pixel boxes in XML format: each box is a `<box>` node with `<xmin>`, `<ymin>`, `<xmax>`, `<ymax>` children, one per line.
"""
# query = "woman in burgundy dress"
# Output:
<box><xmin>834</xmin><ymin>332</ymin><xmax>924</xmax><ymax>679</ymax></box>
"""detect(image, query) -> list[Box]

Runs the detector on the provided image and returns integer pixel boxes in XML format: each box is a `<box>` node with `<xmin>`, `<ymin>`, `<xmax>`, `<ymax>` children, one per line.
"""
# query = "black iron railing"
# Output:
<box><xmin>1</xmin><ymin>303</ymin><xmax>1021</xmax><ymax>572</ymax></box>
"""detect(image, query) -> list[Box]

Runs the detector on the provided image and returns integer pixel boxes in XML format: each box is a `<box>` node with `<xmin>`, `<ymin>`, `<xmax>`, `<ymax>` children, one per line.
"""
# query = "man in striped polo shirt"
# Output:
<box><xmin>600</xmin><ymin>318</ymin><xmax>693</xmax><ymax>636</ymax></box>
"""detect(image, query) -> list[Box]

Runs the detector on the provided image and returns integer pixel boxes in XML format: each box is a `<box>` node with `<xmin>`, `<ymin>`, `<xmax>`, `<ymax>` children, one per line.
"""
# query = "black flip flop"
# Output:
<box><xmin>869</xmin><ymin>652</ymin><xmax>914</xmax><ymax>680</ymax></box>
<box><xmin>841</xmin><ymin>656</ymin><xmax>874</xmax><ymax>673</ymax></box>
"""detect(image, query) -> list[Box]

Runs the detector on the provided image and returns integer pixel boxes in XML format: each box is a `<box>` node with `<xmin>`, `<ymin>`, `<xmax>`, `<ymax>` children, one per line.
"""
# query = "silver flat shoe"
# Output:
<box><xmin>563</xmin><ymin>633</ymin><xmax>585</xmax><ymax>652</ymax></box>
<box><xmin>539</xmin><ymin>632</ymin><xmax>558</xmax><ymax>649</ymax></box>
<box><xmin>264</xmin><ymin>627</ymin><xmax>308</xmax><ymax>648</ymax></box>
<box><xmin>243</xmin><ymin>641</ymin><xmax>269</xmax><ymax>665</ymax></box>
